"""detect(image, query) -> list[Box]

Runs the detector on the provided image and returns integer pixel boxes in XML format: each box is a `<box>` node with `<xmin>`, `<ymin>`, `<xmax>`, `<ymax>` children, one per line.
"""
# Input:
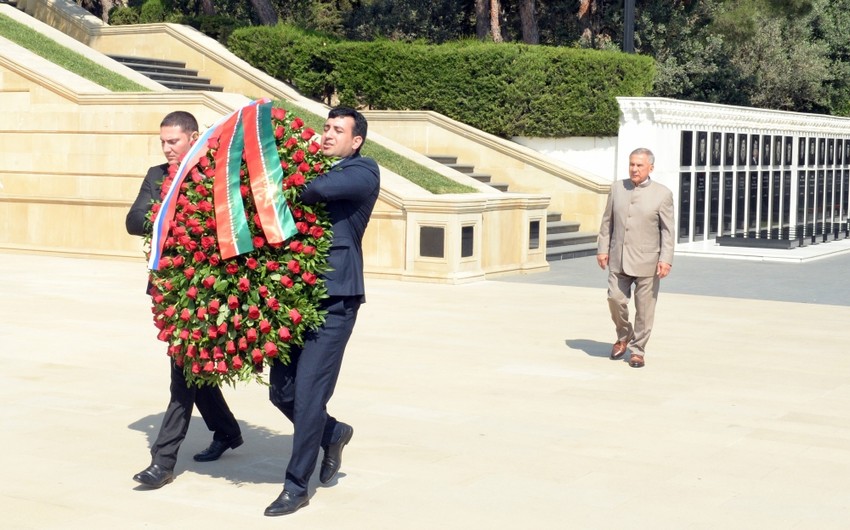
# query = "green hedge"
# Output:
<box><xmin>228</xmin><ymin>25</ymin><xmax>655</xmax><ymax>137</ymax></box>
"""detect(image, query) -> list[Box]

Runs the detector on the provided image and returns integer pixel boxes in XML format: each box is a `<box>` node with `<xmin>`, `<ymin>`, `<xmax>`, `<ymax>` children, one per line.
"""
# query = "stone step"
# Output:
<box><xmin>427</xmin><ymin>154</ymin><xmax>457</xmax><ymax>165</ymax></box>
<box><xmin>545</xmin><ymin>241</ymin><xmax>598</xmax><ymax>261</ymax></box>
<box><xmin>144</xmin><ymin>71</ymin><xmax>215</xmax><ymax>86</ymax></box>
<box><xmin>547</xmin><ymin>211</ymin><xmax>563</xmax><ymax>223</ymax></box>
<box><xmin>158</xmin><ymin>80</ymin><xmax>225</xmax><ymax>92</ymax></box>
<box><xmin>546</xmin><ymin>220</ymin><xmax>581</xmax><ymax>235</ymax></box>
<box><xmin>116</xmin><ymin>62</ymin><xmax>200</xmax><ymax>77</ymax></box>
<box><xmin>445</xmin><ymin>162</ymin><xmax>475</xmax><ymax>174</ymax></box>
<box><xmin>547</xmin><ymin>230</ymin><xmax>597</xmax><ymax>247</ymax></box>
<box><xmin>107</xmin><ymin>54</ymin><xmax>186</xmax><ymax>69</ymax></box>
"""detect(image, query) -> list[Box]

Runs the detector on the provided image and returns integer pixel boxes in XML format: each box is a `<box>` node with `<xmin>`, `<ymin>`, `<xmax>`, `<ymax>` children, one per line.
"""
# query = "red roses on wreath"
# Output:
<box><xmin>144</xmin><ymin>105</ymin><xmax>334</xmax><ymax>387</ymax></box>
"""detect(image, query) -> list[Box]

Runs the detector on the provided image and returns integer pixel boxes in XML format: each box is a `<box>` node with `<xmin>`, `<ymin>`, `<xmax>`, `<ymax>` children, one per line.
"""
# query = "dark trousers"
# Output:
<box><xmin>151</xmin><ymin>359</ymin><xmax>241</xmax><ymax>470</ymax></box>
<box><xmin>269</xmin><ymin>296</ymin><xmax>361</xmax><ymax>496</ymax></box>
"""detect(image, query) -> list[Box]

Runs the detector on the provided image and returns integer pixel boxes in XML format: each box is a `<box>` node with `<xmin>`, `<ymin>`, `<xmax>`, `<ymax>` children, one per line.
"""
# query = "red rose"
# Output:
<box><xmin>193</xmin><ymin>251</ymin><xmax>207</xmax><ymax>263</ymax></box>
<box><xmin>280</xmin><ymin>275</ymin><xmax>294</xmax><ymax>288</ymax></box>
<box><xmin>186</xmin><ymin>344</ymin><xmax>197</xmax><ymax>358</ymax></box>
<box><xmin>173</xmin><ymin>255</ymin><xmax>185</xmax><ymax>267</ymax></box>
<box><xmin>208</xmin><ymin>325</ymin><xmax>219</xmax><ymax>339</ymax></box>
<box><xmin>313</xmin><ymin>163</ymin><xmax>324</xmax><ymax>173</ymax></box>
<box><xmin>218</xmin><ymin>322</ymin><xmax>228</xmax><ymax>335</ymax></box>
<box><xmin>289</xmin><ymin>308</ymin><xmax>302</xmax><ymax>325</ymax></box>
<box><xmin>163</xmin><ymin>280</ymin><xmax>173</xmax><ymax>291</ymax></box>
<box><xmin>179</xmin><ymin>329</ymin><xmax>189</xmax><ymax>340</ymax></box>
<box><xmin>292</xmin><ymin>150</ymin><xmax>305</xmax><ymax>163</ymax></box>
<box><xmin>271</xmin><ymin>107</ymin><xmax>286</xmax><ymax>121</ymax></box>
<box><xmin>208</xmin><ymin>299</ymin><xmax>221</xmax><ymax>314</ymax></box>
<box><xmin>228</xmin><ymin>295</ymin><xmax>240</xmax><ymax>309</ymax></box>
<box><xmin>246</xmin><ymin>257</ymin><xmax>259</xmax><ymax>270</ymax></box>
<box><xmin>303</xmin><ymin>245</ymin><xmax>316</xmax><ymax>255</ymax></box>
<box><xmin>200</xmin><ymin>348</ymin><xmax>211</xmax><ymax>360</ymax></box>
<box><xmin>232</xmin><ymin>356</ymin><xmax>243</xmax><ymax>370</ymax></box>
<box><xmin>298</xmin><ymin>162</ymin><xmax>311</xmax><ymax>174</ymax></box>
<box><xmin>287</xmin><ymin>260</ymin><xmax>301</xmax><ymax>274</ymax></box>
<box><xmin>209</xmin><ymin>254</ymin><xmax>221</xmax><ymax>266</ymax></box>
<box><xmin>291</xmin><ymin>117</ymin><xmax>304</xmax><ymax>130</ymax></box>
<box><xmin>253</xmin><ymin>236</ymin><xmax>265</xmax><ymax>248</ymax></box>
<box><xmin>208</xmin><ymin>137</ymin><xmax>220</xmax><ymax>150</ymax></box>
<box><xmin>238</xmin><ymin>337</ymin><xmax>248</xmax><ymax>351</ymax></box>
<box><xmin>293</xmin><ymin>208</ymin><xmax>303</xmax><ymax>218</ymax></box>
<box><xmin>206</xmin><ymin>217</ymin><xmax>217</xmax><ymax>230</ymax></box>
<box><xmin>281</xmin><ymin>160</ymin><xmax>289</xmax><ymax>170</ymax></box>
<box><xmin>203</xmin><ymin>361</ymin><xmax>215</xmax><ymax>373</ymax></box>
<box><xmin>196</xmin><ymin>306</ymin><xmax>207</xmax><ymax>320</ymax></box>
<box><xmin>259</xmin><ymin>319</ymin><xmax>272</xmax><ymax>333</ymax></box>
<box><xmin>301</xmin><ymin>128</ymin><xmax>315</xmax><ymax>140</ymax></box>
<box><xmin>233</xmin><ymin>313</ymin><xmax>242</xmax><ymax>330</ymax></box>
<box><xmin>246</xmin><ymin>328</ymin><xmax>258</xmax><ymax>343</ymax></box>
<box><xmin>275</xmin><ymin>125</ymin><xmax>284</xmax><ymax>139</ymax></box>
<box><xmin>290</xmin><ymin>240</ymin><xmax>304</xmax><ymax>253</ymax></box>
<box><xmin>184</xmin><ymin>267</ymin><xmax>195</xmax><ymax>279</ymax></box>
<box><xmin>301</xmin><ymin>271</ymin><xmax>317</xmax><ymax>285</ymax></box>
<box><xmin>191</xmin><ymin>328</ymin><xmax>202</xmax><ymax>341</ymax></box>
<box><xmin>226</xmin><ymin>341</ymin><xmax>236</xmax><ymax>355</ymax></box>
<box><xmin>238</xmin><ymin>277</ymin><xmax>250</xmax><ymax>292</ymax></box>
<box><xmin>164</xmin><ymin>306</ymin><xmax>177</xmax><ymax>318</ymax></box>
<box><xmin>192</xmin><ymin>362</ymin><xmax>201</xmax><ymax>374</ymax></box>
<box><xmin>284</xmin><ymin>137</ymin><xmax>298</xmax><ymax>149</ymax></box>
<box><xmin>186</xmin><ymin>286</ymin><xmax>198</xmax><ymax>299</ymax></box>
<box><xmin>266</xmin><ymin>297</ymin><xmax>280</xmax><ymax>311</ymax></box>
<box><xmin>195</xmin><ymin>184</ymin><xmax>209</xmax><ymax>197</ymax></box>
<box><xmin>305</xmin><ymin>212</ymin><xmax>317</xmax><ymax>223</ymax></box>
<box><xmin>198</xmin><ymin>200</ymin><xmax>213</xmax><ymax>213</ymax></box>
<box><xmin>296</xmin><ymin>222</ymin><xmax>308</xmax><ymax>234</ymax></box>
<box><xmin>266</xmin><ymin>260</ymin><xmax>280</xmax><ymax>271</ymax></box>
<box><xmin>259</xmin><ymin>285</ymin><xmax>269</xmax><ymax>298</ymax></box>
<box><xmin>226</xmin><ymin>262</ymin><xmax>239</xmax><ymax>275</ymax></box>
<box><xmin>248</xmin><ymin>305</ymin><xmax>261</xmax><ymax>319</ymax></box>
<box><xmin>290</xmin><ymin>173</ymin><xmax>305</xmax><ymax>186</ymax></box>
<box><xmin>213</xmin><ymin>346</ymin><xmax>224</xmax><ymax>360</ymax></box>
<box><xmin>180</xmin><ymin>308</ymin><xmax>191</xmax><ymax>321</ymax></box>
<box><xmin>202</xmin><ymin>275</ymin><xmax>216</xmax><ymax>289</ymax></box>
<box><xmin>216</xmin><ymin>361</ymin><xmax>227</xmax><ymax>373</ymax></box>
<box><xmin>264</xmin><ymin>341</ymin><xmax>278</xmax><ymax>357</ymax></box>
<box><xmin>201</xmin><ymin>236</ymin><xmax>215</xmax><ymax>249</ymax></box>
<box><xmin>153</xmin><ymin>293</ymin><xmax>165</xmax><ymax>304</ymax></box>
<box><xmin>240</xmin><ymin>184</ymin><xmax>250</xmax><ymax>197</ymax></box>
<box><xmin>251</xmin><ymin>348</ymin><xmax>263</xmax><ymax>364</ymax></box>
<box><xmin>278</xmin><ymin>327</ymin><xmax>291</xmax><ymax>342</ymax></box>
<box><xmin>309</xmin><ymin>226</ymin><xmax>324</xmax><ymax>238</ymax></box>
<box><xmin>308</xmin><ymin>142</ymin><xmax>320</xmax><ymax>155</ymax></box>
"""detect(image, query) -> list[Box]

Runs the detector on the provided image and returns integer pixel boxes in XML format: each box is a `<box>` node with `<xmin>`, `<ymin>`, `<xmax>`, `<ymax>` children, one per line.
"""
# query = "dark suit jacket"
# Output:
<box><xmin>300</xmin><ymin>153</ymin><xmax>380</xmax><ymax>300</ymax></box>
<box><xmin>126</xmin><ymin>163</ymin><xmax>168</xmax><ymax>237</ymax></box>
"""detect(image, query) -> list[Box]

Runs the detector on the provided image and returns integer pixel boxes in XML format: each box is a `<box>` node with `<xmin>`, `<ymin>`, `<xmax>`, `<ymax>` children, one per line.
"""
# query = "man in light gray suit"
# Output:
<box><xmin>597</xmin><ymin>148</ymin><xmax>675</xmax><ymax>368</ymax></box>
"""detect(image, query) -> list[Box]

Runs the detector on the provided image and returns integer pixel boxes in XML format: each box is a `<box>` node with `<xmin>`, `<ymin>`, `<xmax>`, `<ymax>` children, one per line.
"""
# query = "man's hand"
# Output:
<box><xmin>597</xmin><ymin>253</ymin><xmax>609</xmax><ymax>270</ymax></box>
<box><xmin>657</xmin><ymin>261</ymin><xmax>672</xmax><ymax>279</ymax></box>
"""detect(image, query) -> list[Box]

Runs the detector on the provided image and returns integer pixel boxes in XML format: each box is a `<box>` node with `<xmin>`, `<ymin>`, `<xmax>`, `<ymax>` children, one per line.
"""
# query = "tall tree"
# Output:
<box><xmin>475</xmin><ymin>0</ymin><xmax>490</xmax><ymax>39</ymax></box>
<box><xmin>518</xmin><ymin>0</ymin><xmax>539</xmax><ymax>44</ymax></box>
<box><xmin>490</xmin><ymin>0</ymin><xmax>504</xmax><ymax>42</ymax></box>
<box><xmin>250</xmin><ymin>0</ymin><xmax>278</xmax><ymax>25</ymax></box>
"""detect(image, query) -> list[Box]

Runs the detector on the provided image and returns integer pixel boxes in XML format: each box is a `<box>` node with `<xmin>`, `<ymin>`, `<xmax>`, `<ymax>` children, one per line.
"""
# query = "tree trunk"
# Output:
<box><xmin>200</xmin><ymin>0</ymin><xmax>216</xmax><ymax>16</ymax></box>
<box><xmin>490</xmin><ymin>0</ymin><xmax>503</xmax><ymax>43</ymax></box>
<box><xmin>249</xmin><ymin>0</ymin><xmax>278</xmax><ymax>26</ymax></box>
<box><xmin>475</xmin><ymin>0</ymin><xmax>490</xmax><ymax>40</ymax></box>
<box><xmin>519</xmin><ymin>0</ymin><xmax>539</xmax><ymax>44</ymax></box>
<box><xmin>100</xmin><ymin>0</ymin><xmax>114</xmax><ymax>22</ymax></box>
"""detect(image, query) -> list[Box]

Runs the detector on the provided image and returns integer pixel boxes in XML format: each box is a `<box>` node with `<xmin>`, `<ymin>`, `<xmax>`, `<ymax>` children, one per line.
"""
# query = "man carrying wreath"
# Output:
<box><xmin>127</xmin><ymin>111</ymin><xmax>244</xmax><ymax>489</ymax></box>
<box><xmin>264</xmin><ymin>107</ymin><xmax>380</xmax><ymax>516</ymax></box>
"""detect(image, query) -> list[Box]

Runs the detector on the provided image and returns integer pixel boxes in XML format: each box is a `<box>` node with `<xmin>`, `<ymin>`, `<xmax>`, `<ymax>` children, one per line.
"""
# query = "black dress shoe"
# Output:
<box><xmin>264</xmin><ymin>489</ymin><xmax>309</xmax><ymax>516</ymax></box>
<box><xmin>320</xmin><ymin>423</ymin><xmax>353</xmax><ymax>484</ymax></box>
<box><xmin>133</xmin><ymin>464</ymin><xmax>174</xmax><ymax>489</ymax></box>
<box><xmin>193</xmin><ymin>435</ymin><xmax>243</xmax><ymax>462</ymax></box>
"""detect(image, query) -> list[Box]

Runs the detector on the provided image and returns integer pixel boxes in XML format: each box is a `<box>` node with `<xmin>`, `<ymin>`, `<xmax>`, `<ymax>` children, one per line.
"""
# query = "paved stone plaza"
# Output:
<box><xmin>2</xmin><ymin>251</ymin><xmax>849</xmax><ymax>529</ymax></box>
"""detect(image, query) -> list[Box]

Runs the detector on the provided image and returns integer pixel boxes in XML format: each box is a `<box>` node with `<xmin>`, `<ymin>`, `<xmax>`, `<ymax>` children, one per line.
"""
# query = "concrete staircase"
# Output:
<box><xmin>428</xmin><ymin>154</ymin><xmax>598</xmax><ymax>261</ymax></box>
<box><xmin>107</xmin><ymin>54</ymin><xmax>224</xmax><ymax>91</ymax></box>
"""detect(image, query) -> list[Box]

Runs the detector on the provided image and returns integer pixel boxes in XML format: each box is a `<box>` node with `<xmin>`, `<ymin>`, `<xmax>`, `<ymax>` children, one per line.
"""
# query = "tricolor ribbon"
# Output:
<box><xmin>148</xmin><ymin>99</ymin><xmax>297</xmax><ymax>270</ymax></box>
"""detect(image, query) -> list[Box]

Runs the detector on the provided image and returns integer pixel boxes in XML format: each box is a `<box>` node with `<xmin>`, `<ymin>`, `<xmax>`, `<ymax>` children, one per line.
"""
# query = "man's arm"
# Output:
<box><xmin>126</xmin><ymin>167</ymin><xmax>161</xmax><ymax>236</ymax></box>
<box><xmin>596</xmin><ymin>187</ymin><xmax>615</xmax><ymax>270</ymax></box>
<box><xmin>656</xmin><ymin>189</ymin><xmax>675</xmax><ymax>278</ymax></box>
<box><xmin>300</xmin><ymin>158</ymin><xmax>379</xmax><ymax>205</ymax></box>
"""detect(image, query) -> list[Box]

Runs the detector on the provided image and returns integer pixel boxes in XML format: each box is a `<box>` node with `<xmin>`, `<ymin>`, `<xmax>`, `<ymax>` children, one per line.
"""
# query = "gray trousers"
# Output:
<box><xmin>607</xmin><ymin>271</ymin><xmax>660</xmax><ymax>357</ymax></box>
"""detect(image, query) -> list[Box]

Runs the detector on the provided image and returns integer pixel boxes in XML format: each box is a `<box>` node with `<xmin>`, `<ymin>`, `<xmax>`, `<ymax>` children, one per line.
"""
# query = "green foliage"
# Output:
<box><xmin>230</xmin><ymin>25</ymin><xmax>654</xmax><ymax>137</ymax></box>
<box><xmin>139</xmin><ymin>0</ymin><xmax>167</xmax><ymax>23</ymax></box>
<box><xmin>0</xmin><ymin>12</ymin><xmax>149</xmax><ymax>92</ymax></box>
<box><xmin>109</xmin><ymin>6</ymin><xmax>141</xmax><ymax>25</ymax></box>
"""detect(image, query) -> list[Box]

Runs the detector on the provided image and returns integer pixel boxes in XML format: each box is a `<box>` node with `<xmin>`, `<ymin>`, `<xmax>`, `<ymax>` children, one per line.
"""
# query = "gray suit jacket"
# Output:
<box><xmin>597</xmin><ymin>178</ymin><xmax>675</xmax><ymax>278</ymax></box>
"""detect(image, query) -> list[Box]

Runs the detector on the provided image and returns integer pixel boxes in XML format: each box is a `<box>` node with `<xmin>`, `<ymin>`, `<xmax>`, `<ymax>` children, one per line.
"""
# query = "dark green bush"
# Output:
<box><xmin>181</xmin><ymin>15</ymin><xmax>247</xmax><ymax>45</ymax></box>
<box><xmin>228</xmin><ymin>24</ymin><xmax>655</xmax><ymax>137</ymax></box>
<box><xmin>139</xmin><ymin>0</ymin><xmax>166</xmax><ymax>23</ymax></box>
<box><xmin>108</xmin><ymin>6</ymin><xmax>140</xmax><ymax>25</ymax></box>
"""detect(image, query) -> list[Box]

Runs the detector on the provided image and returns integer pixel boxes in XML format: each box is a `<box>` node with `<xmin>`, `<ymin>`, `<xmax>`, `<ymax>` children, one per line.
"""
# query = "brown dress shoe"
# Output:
<box><xmin>629</xmin><ymin>354</ymin><xmax>645</xmax><ymax>368</ymax></box>
<box><xmin>610</xmin><ymin>341</ymin><xmax>628</xmax><ymax>360</ymax></box>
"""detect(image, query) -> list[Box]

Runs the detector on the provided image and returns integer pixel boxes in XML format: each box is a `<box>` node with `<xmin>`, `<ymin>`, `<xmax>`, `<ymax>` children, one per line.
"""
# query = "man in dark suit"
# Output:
<box><xmin>127</xmin><ymin>111</ymin><xmax>243</xmax><ymax>489</ymax></box>
<box><xmin>264</xmin><ymin>107</ymin><xmax>380</xmax><ymax>516</ymax></box>
<box><xmin>597</xmin><ymin>148</ymin><xmax>675</xmax><ymax>369</ymax></box>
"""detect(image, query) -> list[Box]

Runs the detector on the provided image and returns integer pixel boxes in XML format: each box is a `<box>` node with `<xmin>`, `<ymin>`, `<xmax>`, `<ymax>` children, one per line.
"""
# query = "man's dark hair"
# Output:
<box><xmin>328</xmin><ymin>106</ymin><xmax>368</xmax><ymax>149</ymax></box>
<box><xmin>160</xmin><ymin>111</ymin><xmax>199</xmax><ymax>134</ymax></box>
